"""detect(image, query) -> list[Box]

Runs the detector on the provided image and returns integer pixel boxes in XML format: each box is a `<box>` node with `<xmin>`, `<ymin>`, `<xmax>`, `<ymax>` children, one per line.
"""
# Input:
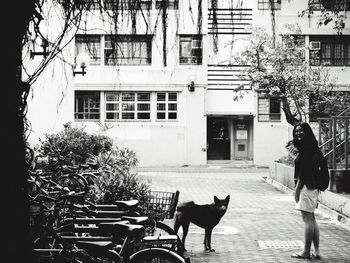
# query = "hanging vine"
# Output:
<box><xmin>211</xmin><ymin>0</ymin><xmax>218</xmax><ymax>52</ymax></box>
<box><xmin>161</xmin><ymin>0</ymin><xmax>169</xmax><ymax>67</ymax></box>
<box><xmin>197</xmin><ymin>0</ymin><xmax>202</xmax><ymax>35</ymax></box>
<box><xmin>269</xmin><ymin>0</ymin><xmax>276</xmax><ymax>48</ymax></box>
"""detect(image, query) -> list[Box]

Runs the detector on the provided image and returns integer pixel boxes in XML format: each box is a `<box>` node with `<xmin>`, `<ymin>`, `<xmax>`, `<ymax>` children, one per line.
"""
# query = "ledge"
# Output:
<box><xmin>268</xmin><ymin>161</ymin><xmax>350</xmax><ymax>230</ymax></box>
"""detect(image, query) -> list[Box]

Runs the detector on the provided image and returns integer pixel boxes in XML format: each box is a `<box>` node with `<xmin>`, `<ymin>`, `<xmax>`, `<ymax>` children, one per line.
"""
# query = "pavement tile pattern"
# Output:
<box><xmin>138</xmin><ymin>168</ymin><xmax>350</xmax><ymax>263</ymax></box>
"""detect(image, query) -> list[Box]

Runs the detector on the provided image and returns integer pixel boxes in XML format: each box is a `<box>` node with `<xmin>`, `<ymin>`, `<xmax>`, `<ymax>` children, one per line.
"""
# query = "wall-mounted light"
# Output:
<box><xmin>73</xmin><ymin>52</ymin><xmax>91</xmax><ymax>76</ymax></box>
<box><xmin>30</xmin><ymin>38</ymin><xmax>50</xmax><ymax>59</ymax></box>
<box><xmin>30</xmin><ymin>23</ymin><xmax>50</xmax><ymax>59</ymax></box>
<box><xmin>187</xmin><ymin>75</ymin><xmax>195</xmax><ymax>92</ymax></box>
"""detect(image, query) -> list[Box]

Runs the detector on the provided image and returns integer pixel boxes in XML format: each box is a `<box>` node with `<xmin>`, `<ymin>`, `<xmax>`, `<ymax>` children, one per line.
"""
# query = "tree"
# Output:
<box><xmin>234</xmin><ymin>26</ymin><xmax>336</xmax><ymax>126</ymax></box>
<box><xmin>298</xmin><ymin>0</ymin><xmax>349</xmax><ymax>35</ymax></box>
<box><xmin>5</xmin><ymin>1</ymin><xmax>206</xmax><ymax>262</ymax></box>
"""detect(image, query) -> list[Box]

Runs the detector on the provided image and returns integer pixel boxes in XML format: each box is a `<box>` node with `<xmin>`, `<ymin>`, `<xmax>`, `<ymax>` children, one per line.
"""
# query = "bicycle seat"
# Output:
<box><xmin>121</xmin><ymin>216</ymin><xmax>149</xmax><ymax>224</ymax></box>
<box><xmin>98</xmin><ymin>220</ymin><xmax>130</xmax><ymax>234</ymax></box>
<box><xmin>110</xmin><ymin>222</ymin><xmax>144</xmax><ymax>237</ymax></box>
<box><xmin>76</xmin><ymin>241</ymin><xmax>115</xmax><ymax>252</ymax></box>
<box><xmin>63</xmin><ymin>217</ymin><xmax>123</xmax><ymax>225</ymax></box>
<box><xmin>115</xmin><ymin>199</ymin><xmax>139</xmax><ymax>209</ymax></box>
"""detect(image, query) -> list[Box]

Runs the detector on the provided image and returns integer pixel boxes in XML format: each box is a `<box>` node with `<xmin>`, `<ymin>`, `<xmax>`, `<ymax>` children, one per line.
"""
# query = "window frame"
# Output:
<box><xmin>75</xmin><ymin>35</ymin><xmax>101</xmax><ymax>65</ymax></box>
<box><xmin>258</xmin><ymin>96</ymin><xmax>281</xmax><ymax>122</ymax></box>
<box><xmin>104</xmin><ymin>0</ymin><xmax>152</xmax><ymax>10</ymax></box>
<box><xmin>257</xmin><ymin>0</ymin><xmax>281</xmax><ymax>10</ymax></box>
<box><xmin>104</xmin><ymin>35</ymin><xmax>152</xmax><ymax>66</ymax></box>
<box><xmin>155</xmin><ymin>0</ymin><xmax>179</xmax><ymax>9</ymax></box>
<box><xmin>74</xmin><ymin>91</ymin><xmax>101</xmax><ymax>121</ymax></box>
<box><xmin>105</xmin><ymin>92</ymin><xmax>151</xmax><ymax>121</ymax></box>
<box><xmin>179</xmin><ymin>35</ymin><xmax>203</xmax><ymax>65</ymax></box>
<box><xmin>309</xmin><ymin>36</ymin><xmax>350</xmax><ymax>66</ymax></box>
<box><xmin>156</xmin><ymin>92</ymin><xmax>178</xmax><ymax>121</ymax></box>
<box><xmin>308</xmin><ymin>0</ymin><xmax>350</xmax><ymax>11</ymax></box>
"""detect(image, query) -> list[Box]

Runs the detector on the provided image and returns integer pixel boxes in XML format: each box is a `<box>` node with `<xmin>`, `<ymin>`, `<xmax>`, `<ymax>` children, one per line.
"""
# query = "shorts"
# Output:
<box><xmin>295</xmin><ymin>185</ymin><xmax>319</xmax><ymax>213</ymax></box>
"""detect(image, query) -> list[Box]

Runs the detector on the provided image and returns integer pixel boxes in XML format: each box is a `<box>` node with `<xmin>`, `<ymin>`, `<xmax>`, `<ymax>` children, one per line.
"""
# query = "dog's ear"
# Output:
<box><xmin>225</xmin><ymin>195</ymin><xmax>230</xmax><ymax>203</ymax></box>
<box><xmin>214</xmin><ymin>196</ymin><xmax>219</xmax><ymax>203</ymax></box>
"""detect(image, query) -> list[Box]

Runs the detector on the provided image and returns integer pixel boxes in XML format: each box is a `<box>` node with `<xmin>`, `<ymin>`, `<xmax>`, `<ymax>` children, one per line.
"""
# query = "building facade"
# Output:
<box><xmin>25</xmin><ymin>0</ymin><xmax>350</xmax><ymax>167</ymax></box>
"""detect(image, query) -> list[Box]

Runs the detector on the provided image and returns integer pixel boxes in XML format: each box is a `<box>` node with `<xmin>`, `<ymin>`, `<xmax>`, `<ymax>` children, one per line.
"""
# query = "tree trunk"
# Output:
<box><xmin>3</xmin><ymin>2</ymin><xmax>35</xmax><ymax>262</ymax></box>
<box><xmin>280</xmin><ymin>97</ymin><xmax>301</xmax><ymax>126</ymax></box>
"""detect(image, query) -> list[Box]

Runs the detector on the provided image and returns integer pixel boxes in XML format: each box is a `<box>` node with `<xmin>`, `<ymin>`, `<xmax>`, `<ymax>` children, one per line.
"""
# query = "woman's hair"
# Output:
<box><xmin>292</xmin><ymin>122</ymin><xmax>319</xmax><ymax>152</ymax></box>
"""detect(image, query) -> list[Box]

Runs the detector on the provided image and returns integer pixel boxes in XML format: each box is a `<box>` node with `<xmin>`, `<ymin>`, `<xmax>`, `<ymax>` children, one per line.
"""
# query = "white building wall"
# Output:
<box><xmin>25</xmin><ymin>0</ymin><xmax>350</xmax><ymax>167</ymax></box>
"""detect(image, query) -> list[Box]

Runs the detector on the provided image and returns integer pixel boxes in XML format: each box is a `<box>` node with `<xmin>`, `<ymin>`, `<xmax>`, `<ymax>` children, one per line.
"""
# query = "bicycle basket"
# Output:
<box><xmin>140</xmin><ymin>190</ymin><xmax>179</xmax><ymax>221</ymax></box>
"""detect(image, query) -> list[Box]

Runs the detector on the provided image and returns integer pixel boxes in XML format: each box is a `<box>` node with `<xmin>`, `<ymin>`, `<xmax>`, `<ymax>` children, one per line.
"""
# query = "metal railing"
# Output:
<box><xmin>318</xmin><ymin>112</ymin><xmax>350</xmax><ymax>169</ymax></box>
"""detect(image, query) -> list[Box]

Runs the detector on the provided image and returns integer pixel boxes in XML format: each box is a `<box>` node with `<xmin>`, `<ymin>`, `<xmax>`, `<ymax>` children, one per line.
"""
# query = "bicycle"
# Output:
<box><xmin>56</xmin><ymin>194</ymin><xmax>184</xmax><ymax>254</ymax></box>
<box><xmin>32</xmin><ymin>196</ymin><xmax>189</xmax><ymax>263</ymax></box>
<box><xmin>28</xmin><ymin>167</ymin><xmax>89</xmax><ymax>199</ymax></box>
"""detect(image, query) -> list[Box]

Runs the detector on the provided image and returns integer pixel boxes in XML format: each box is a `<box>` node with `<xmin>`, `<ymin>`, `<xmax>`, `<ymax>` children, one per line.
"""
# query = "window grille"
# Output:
<box><xmin>75</xmin><ymin>35</ymin><xmax>101</xmax><ymax>65</ymax></box>
<box><xmin>309</xmin><ymin>37</ymin><xmax>350</xmax><ymax>66</ymax></box>
<box><xmin>104</xmin><ymin>35</ymin><xmax>152</xmax><ymax>65</ymax></box>
<box><xmin>179</xmin><ymin>35</ymin><xmax>202</xmax><ymax>65</ymax></box>
<box><xmin>156</xmin><ymin>92</ymin><xmax>178</xmax><ymax>120</ymax></box>
<box><xmin>105</xmin><ymin>92</ymin><xmax>151</xmax><ymax>120</ymax></box>
<box><xmin>75</xmin><ymin>91</ymin><xmax>100</xmax><ymax>120</ymax></box>
<box><xmin>258</xmin><ymin>97</ymin><xmax>281</xmax><ymax>122</ymax></box>
<box><xmin>257</xmin><ymin>0</ymin><xmax>281</xmax><ymax>10</ymax></box>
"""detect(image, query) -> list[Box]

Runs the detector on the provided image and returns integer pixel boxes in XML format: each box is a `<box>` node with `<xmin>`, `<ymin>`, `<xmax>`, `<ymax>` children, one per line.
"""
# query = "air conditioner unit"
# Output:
<box><xmin>310</xmin><ymin>41</ymin><xmax>321</xmax><ymax>50</ymax></box>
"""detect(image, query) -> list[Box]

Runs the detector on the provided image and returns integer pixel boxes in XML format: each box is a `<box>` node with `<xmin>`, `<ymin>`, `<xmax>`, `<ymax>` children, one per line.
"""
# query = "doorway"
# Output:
<box><xmin>207</xmin><ymin>117</ymin><xmax>230</xmax><ymax>160</ymax></box>
<box><xmin>207</xmin><ymin>116</ymin><xmax>253</xmax><ymax>161</ymax></box>
<box><xmin>233</xmin><ymin>121</ymin><xmax>249</xmax><ymax>159</ymax></box>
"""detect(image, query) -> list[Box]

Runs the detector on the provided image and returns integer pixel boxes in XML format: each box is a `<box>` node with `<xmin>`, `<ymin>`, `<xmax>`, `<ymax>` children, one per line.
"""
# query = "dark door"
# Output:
<box><xmin>207</xmin><ymin>117</ymin><xmax>230</xmax><ymax>160</ymax></box>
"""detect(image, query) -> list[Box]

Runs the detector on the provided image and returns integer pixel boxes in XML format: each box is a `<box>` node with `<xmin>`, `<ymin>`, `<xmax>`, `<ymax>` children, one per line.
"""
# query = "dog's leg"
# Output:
<box><xmin>205</xmin><ymin>228</ymin><xmax>215</xmax><ymax>252</ymax></box>
<box><xmin>173</xmin><ymin>213</ymin><xmax>180</xmax><ymax>234</ymax></box>
<box><xmin>181</xmin><ymin>221</ymin><xmax>190</xmax><ymax>252</ymax></box>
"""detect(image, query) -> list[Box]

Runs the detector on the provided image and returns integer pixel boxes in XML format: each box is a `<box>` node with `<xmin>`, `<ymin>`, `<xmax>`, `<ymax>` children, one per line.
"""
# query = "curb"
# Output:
<box><xmin>262</xmin><ymin>176</ymin><xmax>350</xmax><ymax>231</ymax></box>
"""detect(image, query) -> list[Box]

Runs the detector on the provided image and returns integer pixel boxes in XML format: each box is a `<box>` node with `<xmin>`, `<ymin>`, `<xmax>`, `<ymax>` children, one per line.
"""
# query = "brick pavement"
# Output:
<box><xmin>138</xmin><ymin>168</ymin><xmax>350</xmax><ymax>263</ymax></box>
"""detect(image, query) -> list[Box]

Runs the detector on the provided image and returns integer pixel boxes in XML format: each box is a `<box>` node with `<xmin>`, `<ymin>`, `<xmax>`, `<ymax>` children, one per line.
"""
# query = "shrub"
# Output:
<box><xmin>38</xmin><ymin>122</ymin><xmax>113</xmax><ymax>168</ymax></box>
<box><xmin>36</xmin><ymin>123</ymin><xmax>151</xmax><ymax>204</ymax></box>
<box><xmin>86</xmin><ymin>170</ymin><xmax>151</xmax><ymax>204</ymax></box>
<box><xmin>276</xmin><ymin>155</ymin><xmax>295</xmax><ymax>167</ymax></box>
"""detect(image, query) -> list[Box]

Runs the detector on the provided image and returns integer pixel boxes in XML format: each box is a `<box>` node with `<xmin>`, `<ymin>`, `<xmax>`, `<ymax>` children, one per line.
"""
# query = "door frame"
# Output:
<box><xmin>231</xmin><ymin>119</ymin><xmax>253</xmax><ymax>160</ymax></box>
<box><xmin>206</xmin><ymin>115</ymin><xmax>253</xmax><ymax>161</ymax></box>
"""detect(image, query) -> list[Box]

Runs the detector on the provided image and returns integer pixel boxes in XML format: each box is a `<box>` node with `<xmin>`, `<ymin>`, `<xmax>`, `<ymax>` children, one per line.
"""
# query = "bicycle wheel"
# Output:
<box><xmin>80</xmin><ymin>172</ymin><xmax>98</xmax><ymax>186</ymax></box>
<box><xmin>40</xmin><ymin>180</ymin><xmax>65</xmax><ymax>198</ymax></box>
<box><xmin>56</xmin><ymin>173</ymin><xmax>88</xmax><ymax>195</ymax></box>
<box><xmin>141</xmin><ymin>220</ymin><xmax>183</xmax><ymax>253</ymax></box>
<box><xmin>130</xmin><ymin>248</ymin><xmax>186</xmax><ymax>263</ymax></box>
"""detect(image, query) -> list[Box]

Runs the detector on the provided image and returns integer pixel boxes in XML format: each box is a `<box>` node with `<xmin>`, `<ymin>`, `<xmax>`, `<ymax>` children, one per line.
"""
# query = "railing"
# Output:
<box><xmin>318</xmin><ymin>114</ymin><xmax>350</xmax><ymax>169</ymax></box>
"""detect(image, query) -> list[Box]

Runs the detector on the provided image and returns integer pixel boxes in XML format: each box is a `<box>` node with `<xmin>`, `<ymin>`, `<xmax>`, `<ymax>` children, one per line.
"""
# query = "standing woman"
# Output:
<box><xmin>291</xmin><ymin>122</ymin><xmax>323</xmax><ymax>260</ymax></box>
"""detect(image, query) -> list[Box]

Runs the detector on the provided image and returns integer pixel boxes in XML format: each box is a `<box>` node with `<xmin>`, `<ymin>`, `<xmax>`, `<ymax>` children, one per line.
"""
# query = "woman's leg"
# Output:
<box><xmin>301</xmin><ymin>211</ymin><xmax>315</xmax><ymax>257</ymax></box>
<box><xmin>313</xmin><ymin>218</ymin><xmax>321</xmax><ymax>257</ymax></box>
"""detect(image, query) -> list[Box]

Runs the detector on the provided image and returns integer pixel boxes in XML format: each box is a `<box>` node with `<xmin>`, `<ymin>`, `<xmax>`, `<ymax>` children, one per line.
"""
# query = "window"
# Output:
<box><xmin>156</xmin><ymin>0</ymin><xmax>179</xmax><ymax>9</ymax></box>
<box><xmin>282</xmin><ymin>35</ymin><xmax>305</xmax><ymax>49</ymax></box>
<box><xmin>179</xmin><ymin>35</ymin><xmax>202</xmax><ymax>65</ymax></box>
<box><xmin>258</xmin><ymin>97</ymin><xmax>281</xmax><ymax>122</ymax></box>
<box><xmin>104</xmin><ymin>0</ymin><xmax>152</xmax><ymax>10</ymax></box>
<box><xmin>309</xmin><ymin>36</ymin><xmax>350</xmax><ymax>66</ymax></box>
<box><xmin>104</xmin><ymin>35</ymin><xmax>152</xmax><ymax>65</ymax></box>
<box><xmin>75</xmin><ymin>35</ymin><xmax>101</xmax><ymax>65</ymax></box>
<box><xmin>257</xmin><ymin>0</ymin><xmax>281</xmax><ymax>10</ymax></box>
<box><xmin>105</xmin><ymin>92</ymin><xmax>151</xmax><ymax>120</ymax></box>
<box><xmin>157</xmin><ymin>92</ymin><xmax>178</xmax><ymax>120</ymax></box>
<box><xmin>308</xmin><ymin>0</ymin><xmax>350</xmax><ymax>11</ymax></box>
<box><xmin>75</xmin><ymin>91</ymin><xmax>100</xmax><ymax>120</ymax></box>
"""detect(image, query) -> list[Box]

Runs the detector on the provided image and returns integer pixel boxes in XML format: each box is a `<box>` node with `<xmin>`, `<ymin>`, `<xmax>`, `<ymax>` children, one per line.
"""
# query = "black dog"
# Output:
<box><xmin>174</xmin><ymin>195</ymin><xmax>230</xmax><ymax>252</ymax></box>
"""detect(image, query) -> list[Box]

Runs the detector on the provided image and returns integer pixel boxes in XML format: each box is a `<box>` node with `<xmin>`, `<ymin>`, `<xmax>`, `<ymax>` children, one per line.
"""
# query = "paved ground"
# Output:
<box><xmin>138</xmin><ymin>167</ymin><xmax>350</xmax><ymax>263</ymax></box>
